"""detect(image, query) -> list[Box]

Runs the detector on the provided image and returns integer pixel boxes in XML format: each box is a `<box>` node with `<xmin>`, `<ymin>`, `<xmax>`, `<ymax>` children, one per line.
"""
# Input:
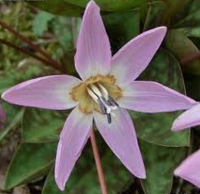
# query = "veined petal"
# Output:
<box><xmin>75</xmin><ymin>1</ymin><xmax>111</xmax><ymax>80</ymax></box>
<box><xmin>94</xmin><ymin>108</ymin><xmax>146</xmax><ymax>178</ymax></box>
<box><xmin>118</xmin><ymin>81</ymin><xmax>196</xmax><ymax>113</ymax></box>
<box><xmin>174</xmin><ymin>149</ymin><xmax>200</xmax><ymax>188</ymax></box>
<box><xmin>55</xmin><ymin>106</ymin><xmax>93</xmax><ymax>190</ymax></box>
<box><xmin>110</xmin><ymin>27</ymin><xmax>167</xmax><ymax>86</ymax></box>
<box><xmin>172</xmin><ymin>103</ymin><xmax>200</xmax><ymax>131</ymax></box>
<box><xmin>2</xmin><ymin>75</ymin><xmax>81</xmax><ymax>110</ymax></box>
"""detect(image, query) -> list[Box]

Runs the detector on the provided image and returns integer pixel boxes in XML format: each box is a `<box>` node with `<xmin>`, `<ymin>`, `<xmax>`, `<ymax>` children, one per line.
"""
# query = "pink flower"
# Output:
<box><xmin>172</xmin><ymin>103</ymin><xmax>200</xmax><ymax>188</ymax></box>
<box><xmin>174</xmin><ymin>149</ymin><xmax>200</xmax><ymax>188</ymax></box>
<box><xmin>172</xmin><ymin>103</ymin><xmax>200</xmax><ymax>131</ymax></box>
<box><xmin>1</xmin><ymin>0</ymin><xmax>196</xmax><ymax>191</ymax></box>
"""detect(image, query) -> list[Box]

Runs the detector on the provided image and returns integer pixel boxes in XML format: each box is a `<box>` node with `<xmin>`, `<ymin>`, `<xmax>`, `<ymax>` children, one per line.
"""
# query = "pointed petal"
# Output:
<box><xmin>110</xmin><ymin>27</ymin><xmax>167</xmax><ymax>86</ymax></box>
<box><xmin>172</xmin><ymin>103</ymin><xmax>200</xmax><ymax>131</ymax></box>
<box><xmin>55</xmin><ymin>107</ymin><xmax>93</xmax><ymax>190</ymax></box>
<box><xmin>94</xmin><ymin>108</ymin><xmax>146</xmax><ymax>178</ymax></box>
<box><xmin>119</xmin><ymin>81</ymin><xmax>196</xmax><ymax>113</ymax></box>
<box><xmin>75</xmin><ymin>1</ymin><xmax>111</xmax><ymax>80</ymax></box>
<box><xmin>174</xmin><ymin>149</ymin><xmax>200</xmax><ymax>188</ymax></box>
<box><xmin>2</xmin><ymin>75</ymin><xmax>81</xmax><ymax>110</ymax></box>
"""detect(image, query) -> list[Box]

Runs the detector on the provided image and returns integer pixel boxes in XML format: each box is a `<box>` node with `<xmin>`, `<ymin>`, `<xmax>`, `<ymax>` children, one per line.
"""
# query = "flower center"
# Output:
<box><xmin>71</xmin><ymin>75</ymin><xmax>122</xmax><ymax>123</ymax></box>
<box><xmin>87</xmin><ymin>83</ymin><xmax>119</xmax><ymax>123</ymax></box>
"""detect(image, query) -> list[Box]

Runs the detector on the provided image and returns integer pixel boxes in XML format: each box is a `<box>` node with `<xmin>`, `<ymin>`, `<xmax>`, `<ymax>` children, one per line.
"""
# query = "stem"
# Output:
<box><xmin>175</xmin><ymin>179</ymin><xmax>183</xmax><ymax>194</ymax></box>
<box><xmin>0</xmin><ymin>19</ymin><xmax>64</xmax><ymax>72</ymax></box>
<box><xmin>90</xmin><ymin>130</ymin><xmax>108</xmax><ymax>194</ymax></box>
<box><xmin>180</xmin><ymin>51</ymin><xmax>200</xmax><ymax>65</ymax></box>
<box><xmin>0</xmin><ymin>38</ymin><xmax>64</xmax><ymax>71</ymax></box>
<box><xmin>143</xmin><ymin>3</ymin><xmax>152</xmax><ymax>32</ymax></box>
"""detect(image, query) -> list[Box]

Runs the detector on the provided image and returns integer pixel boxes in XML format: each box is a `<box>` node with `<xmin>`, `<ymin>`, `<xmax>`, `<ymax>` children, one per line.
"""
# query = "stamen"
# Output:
<box><xmin>97</xmin><ymin>98</ymin><xmax>107</xmax><ymax>114</ymax></box>
<box><xmin>108</xmin><ymin>96</ymin><xmax>119</xmax><ymax>107</ymax></box>
<box><xmin>101</xmin><ymin>96</ymin><xmax>118</xmax><ymax>111</ymax></box>
<box><xmin>90</xmin><ymin>85</ymin><xmax>102</xmax><ymax>97</ymax></box>
<box><xmin>101</xmin><ymin>97</ymin><xmax>112</xmax><ymax>106</ymax></box>
<box><xmin>87</xmin><ymin>88</ymin><xmax>98</xmax><ymax>103</ymax></box>
<box><xmin>98</xmin><ymin>84</ymin><xmax>109</xmax><ymax>100</ymax></box>
<box><xmin>87</xmin><ymin>84</ymin><xmax>119</xmax><ymax>124</ymax></box>
<box><xmin>107</xmin><ymin>113</ymin><xmax>111</xmax><ymax>124</ymax></box>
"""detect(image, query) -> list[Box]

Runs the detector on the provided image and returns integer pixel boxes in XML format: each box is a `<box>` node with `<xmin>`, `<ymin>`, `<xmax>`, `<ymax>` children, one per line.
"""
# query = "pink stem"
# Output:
<box><xmin>0</xmin><ymin>19</ymin><xmax>65</xmax><ymax>72</ymax></box>
<box><xmin>90</xmin><ymin>130</ymin><xmax>108</xmax><ymax>194</ymax></box>
<box><xmin>181</xmin><ymin>51</ymin><xmax>200</xmax><ymax>65</ymax></box>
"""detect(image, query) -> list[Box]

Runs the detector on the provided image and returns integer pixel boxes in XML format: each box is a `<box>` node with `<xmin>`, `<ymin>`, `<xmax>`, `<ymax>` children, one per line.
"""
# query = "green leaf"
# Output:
<box><xmin>0</xmin><ymin>61</ymin><xmax>47</xmax><ymax>141</ymax></box>
<box><xmin>4</xmin><ymin>143</ymin><xmax>57</xmax><ymax>190</ymax></box>
<box><xmin>184</xmin><ymin>74</ymin><xmax>200</xmax><ymax>101</ymax></box>
<box><xmin>42</xmin><ymin>132</ymin><xmax>133</xmax><ymax>194</ymax></box>
<box><xmin>22</xmin><ymin>108</ymin><xmax>67</xmax><ymax>143</ymax></box>
<box><xmin>173</xmin><ymin>0</ymin><xmax>200</xmax><ymax>37</ymax></box>
<box><xmin>32</xmin><ymin>11</ymin><xmax>55</xmax><ymax>36</ymax></box>
<box><xmin>185</xmin><ymin>0</ymin><xmax>200</xmax><ymax>13</ymax></box>
<box><xmin>103</xmin><ymin>10</ymin><xmax>140</xmax><ymax>53</ymax></box>
<box><xmin>173</xmin><ymin>0</ymin><xmax>200</xmax><ymax>27</ymax></box>
<box><xmin>64</xmin><ymin>0</ymin><xmax>188</xmax><ymax>14</ymax></box>
<box><xmin>29</xmin><ymin>0</ymin><xmax>190</xmax><ymax>17</ymax></box>
<box><xmin>64</xmin><ymin>0</ymin><xmax>152</xmax><ymax>12</ymax></box>
<box><xmin>140</xmin><ymin>140</ymin><xmax>187</xmax><ymax>194</ymax></box>
<box><xmin>131</xmin><ymin>49</ymin><xmax>190</xmax><ymax>146</ymax></box>
<box><xmin>28</xmin><ymin>1</ymin><xmax>83</xmax><ymax>17</ymax></box>
<box><xmin>165</xmin><ymin>29</ymin><xmax>200</xmax><ymax>75</ymax></box>
<box><xmin>0</xmin><ymin>72</ymin><xmax>24</xmax><ymax>141</ymax></box>
<box><xmin>142</xmin><ymin>1</ymin><xmax>166</xmax><ymax>30</ymax></box>
<box><xmin>175</xmin><ymin>8</ymin><xmax>200</xmax><ymax>37</ymax></box>
<box><xmin>0</xmin><ymin>106</ymin><xmax>24</xmax><ymax>141</ymax></box>
<box><xmin>160</xmin><ymin>0</ymin><xmax>189</xmax><ymax>24</ymax></box>
<box><xmin>51</xmin><ymin>17</ymin><xmax>80</xmax><ymax>50</ymax></box>
<box><xmin>175</xmin><ymin>27</ymin><xmax>200</xmax><ymax>38</ymax></box>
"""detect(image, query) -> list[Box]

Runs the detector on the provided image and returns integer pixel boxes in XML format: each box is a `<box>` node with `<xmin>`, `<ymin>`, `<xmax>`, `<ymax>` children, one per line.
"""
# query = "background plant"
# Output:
<box><xmin>1</xmin><ymin>0</ymin><xmax>200</xmax><ymax>194</ymax></box>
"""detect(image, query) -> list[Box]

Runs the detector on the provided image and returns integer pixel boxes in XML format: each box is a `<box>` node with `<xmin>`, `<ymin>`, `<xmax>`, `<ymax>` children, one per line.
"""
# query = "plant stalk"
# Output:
<box><xmin>181</xmin><ymin>51</ymin><xmax>200</xmax><ymax>65</ymax></box>
<box><xmin>0</xmin><ymin>39</ymin><xmax>64</xmax><ymax>71</ymax></box>
<box><xmin>90</xmin><ymin>130</ymin><xmax>108</xmax><ymax>194</ymax></box>
<box><xmin>0</xmin><ymin>19</ymin><xmax>64</xmax><ymax>72</ymax></box>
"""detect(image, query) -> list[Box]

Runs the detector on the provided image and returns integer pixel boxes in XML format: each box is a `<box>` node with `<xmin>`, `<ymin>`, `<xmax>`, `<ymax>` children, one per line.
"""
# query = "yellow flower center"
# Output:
<box><xmin>70</xmin><ymin>75</ymin><xmax>122</xmax><ymax>116</ymax></box>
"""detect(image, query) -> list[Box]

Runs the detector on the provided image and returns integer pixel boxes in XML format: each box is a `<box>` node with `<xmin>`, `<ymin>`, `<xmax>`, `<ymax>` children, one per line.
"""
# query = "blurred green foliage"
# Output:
<box><xmin>1</xmin><ymin>1</ymin><xmax>200</xmax><ymax>194</ymax></box>
<box><xmin>4</xmin><ymin>143</ymin><xmax>57</xmax><ymax>189</ymax></box>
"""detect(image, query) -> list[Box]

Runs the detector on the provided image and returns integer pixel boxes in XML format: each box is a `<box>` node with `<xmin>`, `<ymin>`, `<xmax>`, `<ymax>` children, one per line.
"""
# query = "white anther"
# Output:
<box><xmin>87</xmin><ymin>88</ymin><xmax>98</xmax><ymax>103</ymax></box>
<box><xmin>90</xmin><ymin>85</ymin><xmax>102</xmax><ymax>97</ymax></box>
<box><xmin>106</xmin><ymin>106</ymin><xmax>111</xmax><ymax>114</ymax></box>
<box><xmin>98</xmin><ymin>84</ymin><xmax>109</xmax><ymax>100</ymax></box>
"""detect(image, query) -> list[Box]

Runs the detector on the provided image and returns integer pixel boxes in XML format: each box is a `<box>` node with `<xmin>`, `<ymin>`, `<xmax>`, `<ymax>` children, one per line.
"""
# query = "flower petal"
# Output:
<box><xmin>94</xmin><ymin>108</ymin><xmax>146</xmax><ymax>178</ymax></box>
<box><xmin>172</xmin><ymin>103</ymin><xmax>200</xmax><ymax>131</ymax></box>
<box><xmin>55</xmin><ymin>106</ymin><xmax>93</xmax><ymax>190</ymax></box>
<box><xmin>110</xmin><ymin>27</ymin><xmax>167</xmax><ymax>86</ymax></box>
<box><xmin>118</xmin><ymin>81</ymin><xmax>196</xmax><ymax>113</ymax></box>
<box><xmin>2</xmin><ymin>75</ymin><xmax>81</xmax><ymax>110</ymax></box>
<box><xmin>174</xmin><ymin>149</ymin><xmax>200</xmax><ymax>188</ymax></box>
<box><xmin>75</xmin><ymin>1</ymin><xmax>111</xmax><ymax>80</ymax></box>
